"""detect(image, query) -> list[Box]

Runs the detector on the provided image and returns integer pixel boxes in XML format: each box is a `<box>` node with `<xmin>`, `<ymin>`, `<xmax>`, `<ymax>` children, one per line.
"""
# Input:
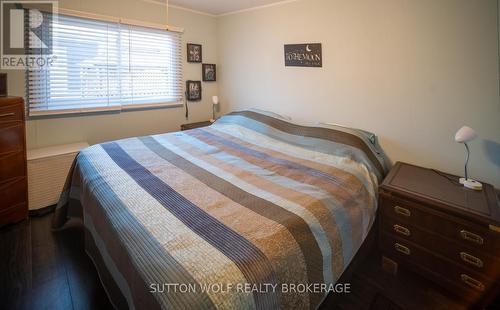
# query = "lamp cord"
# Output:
<box><xmin>430</xmin><ymin>169</ymin><xmax>461</xmax><ymax>186</ymax></box>
<box><xmin>464</xmin><ymin>143</ymin><xmax>470</xmax><ymax>181</ymax></box>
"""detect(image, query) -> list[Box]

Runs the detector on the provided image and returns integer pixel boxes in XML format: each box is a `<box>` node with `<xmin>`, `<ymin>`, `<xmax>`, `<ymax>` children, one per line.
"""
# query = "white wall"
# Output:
<box><xmin>1</xmin><ymin>0</ymin><xmax>498</xmax><ymax>188</ymax></box>
<box><xmin>1</xmin><ymin>0</ymin><xmax>218</xmax><ymax>148</ymax></box>
<box><xmin>217</xmin><ymin>0</ymin><xmax>500</xmax><ymax>188</ymax></box>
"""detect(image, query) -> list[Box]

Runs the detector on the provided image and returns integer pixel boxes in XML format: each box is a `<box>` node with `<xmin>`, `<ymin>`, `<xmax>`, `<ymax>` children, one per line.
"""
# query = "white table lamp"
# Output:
<box><xmin>454</xmin><ymin>126</ymin><xmax>482</xmax><ymax>190</ymax></box>
<box><xmin>211</xmin><ymin>96</ymin><xmax>219</xmax><ymax>122</ymax></box>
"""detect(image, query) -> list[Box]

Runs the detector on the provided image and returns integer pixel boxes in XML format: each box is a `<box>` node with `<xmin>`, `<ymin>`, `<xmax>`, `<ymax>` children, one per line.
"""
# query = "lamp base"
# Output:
<box><xmin>459</xmin><ymin>178</ymin><xmax>483</xmax><ymax>191</ymax></box>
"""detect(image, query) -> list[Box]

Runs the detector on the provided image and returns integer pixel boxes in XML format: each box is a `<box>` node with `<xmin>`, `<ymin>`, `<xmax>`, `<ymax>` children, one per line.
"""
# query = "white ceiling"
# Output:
<box><xmin>167</xmin><ymin>0</ymin><xmax>293</xmax><ymax>16</ymax></box>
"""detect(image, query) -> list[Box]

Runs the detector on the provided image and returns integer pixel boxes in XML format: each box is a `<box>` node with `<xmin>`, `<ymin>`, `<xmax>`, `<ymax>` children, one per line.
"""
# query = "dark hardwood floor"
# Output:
<box><xmin>0</xmin><ymin>214</ymin><xmax>112</xmax><ymax>310</ymax></box>
<box><xmin>329</xmin><ymin>255</ymin><xmax>468</xmax><ymax>310</ymax></box>
<box><xmin>1</xmin><ymin>213</ymin><xmax>498</xmax><ymax>310</ymax></box>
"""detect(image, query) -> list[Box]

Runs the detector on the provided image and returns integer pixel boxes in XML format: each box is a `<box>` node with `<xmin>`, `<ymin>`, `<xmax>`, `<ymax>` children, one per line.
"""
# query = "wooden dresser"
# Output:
<box><xmin>379</xmin><ymin>162</ymin><xmax>500</xmax><ymax>307</ymax></box>
<box><xmin>0</xmin><ymin>97</ymin><xmax>28</xmax><ymax>226</ymax></box>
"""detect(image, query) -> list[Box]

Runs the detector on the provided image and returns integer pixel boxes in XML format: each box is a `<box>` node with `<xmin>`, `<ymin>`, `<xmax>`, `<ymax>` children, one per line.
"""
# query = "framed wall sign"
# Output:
<box><xmin>186</xmin><ymin>80</ymin><xmax>202</xmax><ymax>101</ymax></box>
<box><xmin>284</xmin><ymin>43</ymin><xmax>322</xmax><ymax>67</ymax></box>
<box><xmin>202</xmin><ymin>64</ymin><xmax>216</xmax><ymax>81</ymax></box>
<box><xmin>187</xmin><ymin>43</ymin><xmax>202</xmax><ymax>63</ymax></box>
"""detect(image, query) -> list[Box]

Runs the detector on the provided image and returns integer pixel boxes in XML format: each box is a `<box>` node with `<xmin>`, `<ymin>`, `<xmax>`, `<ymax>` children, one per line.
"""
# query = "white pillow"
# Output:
<box><xmin>317</xmin><ymin>122</ymin><xmax>389</xmax><ymax>173</ymax></box>
<box><xmin>247</xmin><ymin>108</ymin><xmax>292</xmax><ymax>121</ymax></box>
<box><xmin>319</xmin><ymin>122</ymin><xmax>377</xmax><ymax>146</ymax></box>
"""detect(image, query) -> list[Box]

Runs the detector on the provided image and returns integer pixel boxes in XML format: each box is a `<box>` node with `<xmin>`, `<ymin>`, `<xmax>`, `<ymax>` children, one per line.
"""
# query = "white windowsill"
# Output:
<box><xmin>28</xmin><ymin>101</ymin><xmax>184</xmax><ymax>118</ymax></box>
<box><xmin>121</xmin><ymin>102</ymin><xmax>184</xmax><ymax>111</ymax></box>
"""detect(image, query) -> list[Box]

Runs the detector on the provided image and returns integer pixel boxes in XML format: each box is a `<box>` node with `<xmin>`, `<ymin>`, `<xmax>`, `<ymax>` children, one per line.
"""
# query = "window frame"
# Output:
<box><xmin>25</xmin><ymin>9</ymin><xmax>184</xmax><ymax>117</ymax></box>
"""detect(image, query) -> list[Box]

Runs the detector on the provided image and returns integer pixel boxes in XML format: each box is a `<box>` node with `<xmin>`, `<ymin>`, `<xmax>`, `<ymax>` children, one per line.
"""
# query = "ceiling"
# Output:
<box><xmin>167</xmin><ymin>0</ymin><xmax>293</xmax><ymax>16</ymax></box>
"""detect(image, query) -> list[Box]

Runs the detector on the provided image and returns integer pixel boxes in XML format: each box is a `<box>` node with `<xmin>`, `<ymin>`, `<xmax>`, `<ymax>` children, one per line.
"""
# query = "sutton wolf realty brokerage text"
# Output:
<box><xmin>150</xmin><ymin>283</ymin><xmax>351</xmax><ymax>294</ymax></box>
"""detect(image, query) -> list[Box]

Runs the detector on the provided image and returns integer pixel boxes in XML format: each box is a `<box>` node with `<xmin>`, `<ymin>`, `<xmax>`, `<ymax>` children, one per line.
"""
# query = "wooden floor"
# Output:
<box><xmin>0</xmin><ymin>213</ymin><xmax>497</xmax><ymax>310</ymax></box>
<box><xmin>330</xmin><ymin>256</ymin><xmax>468</xmax><ymax>310</ymax></box>
<box><xmin>0</xmin><ymin>214</ymin><xmax>111</xmax><ymax>310</ymax></box>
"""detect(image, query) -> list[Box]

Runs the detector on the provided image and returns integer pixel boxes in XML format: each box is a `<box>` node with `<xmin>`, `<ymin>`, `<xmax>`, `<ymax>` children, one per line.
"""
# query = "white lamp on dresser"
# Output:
<box><xmin>211</xmin><ymin>95</ymin><xmax>219</xmax><ymax>122</ymax></box>
<box><xmin>454</xmin><ymin>126</ymin><xmax>483</xmax><ymax>190</ymax></box>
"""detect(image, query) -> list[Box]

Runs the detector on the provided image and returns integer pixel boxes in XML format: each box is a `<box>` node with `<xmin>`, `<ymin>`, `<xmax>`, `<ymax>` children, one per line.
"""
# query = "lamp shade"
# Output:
<box><xmin>212</xmin><ymin>95</ymin><xmax>219</xmax><ymax>105</ymax></box>
<box><xmin>454</xmin><ymin>126</ymin><xmax>477</xmax><ymax>143</ymax></box>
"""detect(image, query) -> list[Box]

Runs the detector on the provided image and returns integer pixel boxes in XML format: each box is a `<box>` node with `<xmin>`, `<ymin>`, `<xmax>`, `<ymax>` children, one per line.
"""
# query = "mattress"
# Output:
<box><xmin>52</xmin><ymin>110</ymin><xmax>386</xmax><ymax>310</ymax></box>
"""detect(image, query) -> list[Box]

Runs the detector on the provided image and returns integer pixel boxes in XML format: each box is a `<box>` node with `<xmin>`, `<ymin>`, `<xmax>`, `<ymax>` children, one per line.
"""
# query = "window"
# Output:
<box><xmin>26</xmin><ymin>13</ymin><xmax>183</xmax><ymax>116</ymax></box>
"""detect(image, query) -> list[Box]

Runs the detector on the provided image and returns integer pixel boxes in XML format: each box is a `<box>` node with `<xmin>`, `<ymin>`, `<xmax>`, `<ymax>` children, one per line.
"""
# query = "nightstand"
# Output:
<box><xmin>180</xmin><ymin>121</ymin><xmax>213</xmax><ymax>131</ymax></box>
<box><xmin>378</xmin><ymin>162</ymin><xmax>500</xmax><ymax>307</ymax></box>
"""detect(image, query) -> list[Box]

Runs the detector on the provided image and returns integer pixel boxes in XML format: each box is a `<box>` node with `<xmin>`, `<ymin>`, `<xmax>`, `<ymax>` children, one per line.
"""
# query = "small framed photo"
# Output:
<box><xmin>186</xmin><ymin>80</ymin><xmax>201</xmax><ymax>101</ymax></box>
<box><xmin>187</xmin><ymin>43</ymin><xmax>202</xmax><ymax>63</ymax></box>
<box><xmin>202</xmin><ymin>64</ymin><xmax>216</xmax><ymax>82</ymax></box>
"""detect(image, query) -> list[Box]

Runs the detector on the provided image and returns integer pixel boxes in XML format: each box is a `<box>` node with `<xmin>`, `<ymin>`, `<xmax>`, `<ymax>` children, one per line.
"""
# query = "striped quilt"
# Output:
<box><xmin>52</xmin><ymin>110</ymin><xmax>385</xmax><ymax>310</ymax></box>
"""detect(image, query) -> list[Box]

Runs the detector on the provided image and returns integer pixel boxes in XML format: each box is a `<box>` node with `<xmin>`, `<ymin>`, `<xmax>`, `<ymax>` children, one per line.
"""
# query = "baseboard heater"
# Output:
<box><xmin>27</xmin><ymin>142</ymin><xmax>89</xmax><ymax>210</ymax></box>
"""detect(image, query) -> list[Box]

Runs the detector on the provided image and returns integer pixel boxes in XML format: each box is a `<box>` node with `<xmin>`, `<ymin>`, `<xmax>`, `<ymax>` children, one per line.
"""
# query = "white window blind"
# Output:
<box><xmin>26</xmin><ymin>13</ymin><xmax>183</xmax><ymax>116</ymax></box>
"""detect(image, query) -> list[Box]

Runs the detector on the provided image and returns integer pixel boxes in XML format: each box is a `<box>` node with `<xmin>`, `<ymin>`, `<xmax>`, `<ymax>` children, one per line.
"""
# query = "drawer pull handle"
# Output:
<box><xmin>460</xmin><ymin>230</ymin><xmax>483</xmax><ymax>245</ymax></box>
<box><xmin>393</xmin><ymin>224</ymin><xmax>410</xmax><ymax>236</ymax></box>
<box><xmin>460</xmin><ymin>274</ymin><xmax>485</xmax><ymax>291</ymax></box>
<box><xmin>394</xmin><ymin>243</ymin><xmax>411</xmax><ymax>255</ymax></box>
<box><xmin>460</xmin><ymin>252</ymin><xmax>483</xmax><ymax>268</ymax></box>
<box><xmin>0</xmin><ymin>113</ymin><xmax>15</xmax><ymax>118</ymax></box>
<box><xmin>394</xmin><ymin>205</ymin><xmax>411</xmax><ymax>217</ymax></box>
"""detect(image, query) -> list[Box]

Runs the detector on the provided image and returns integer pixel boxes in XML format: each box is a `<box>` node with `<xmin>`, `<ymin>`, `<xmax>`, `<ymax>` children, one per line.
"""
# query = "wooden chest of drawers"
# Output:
<box><xmin>379</xmin><ymin>162</ymin><xmax>500</xmax><ymax>307</ymax></box>
<box><xmin>0</xmin><ymin>97</ymin><xmax>28</xmax><ymax>226</ymax></box>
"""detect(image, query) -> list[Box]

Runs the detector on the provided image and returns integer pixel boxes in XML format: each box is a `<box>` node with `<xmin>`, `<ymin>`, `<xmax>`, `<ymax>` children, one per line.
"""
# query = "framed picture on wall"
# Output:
<box><xmin>186</xmin><ymin>80</ymin><xmax>202</xmax><ymax>101</ymax></box>
<box><xmin>187</xmin><ymin>43</ymin><xmax>202</xmax><ymax>63</ymax></box>
<box><xmin>202</xmin><ymin>64</ymin><xmax>216</xmax><ymax>81</ymax></box>
<box><xmin>284</xmin><ymin>43</ymin><xmax>322</xmax><ymax>67</ymax></box>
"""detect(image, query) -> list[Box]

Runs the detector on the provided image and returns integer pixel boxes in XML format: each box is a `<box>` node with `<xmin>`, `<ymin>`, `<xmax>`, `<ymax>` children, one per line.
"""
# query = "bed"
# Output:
<box><xmin>52</xmin><ymin>110</ymin><xmax>387</xmax><ymax>310</ymax></box>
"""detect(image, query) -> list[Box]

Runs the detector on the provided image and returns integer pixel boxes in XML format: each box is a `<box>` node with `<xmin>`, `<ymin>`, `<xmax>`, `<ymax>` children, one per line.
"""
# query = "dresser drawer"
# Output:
<box><xmin>380</xmin><ymin>196</ymin><xmax>500</xmax><ymax>254</ymax></box>
<box><xmin>380</xmin><ymin>232</ymin><xmax>493</xmax><ymax>296</ymax></box>
<box><xmin>0</xmin><ymin>122</ymin><xmax>24</xmax><ymax>154</ymax></box>
<box><xmin>0</xmin><ymin>102</ymin><xmax>24</xmax><ymax>122</ymax></box>
<box><xmin>0</xmin><ymin>202</ymin><xmax>27</xmax><ymax>226</ymax></box>
<box><xmin>0</xmin><ymin>150</ymin><xmax>26</xmax><ymax>184</ymax></box>
<box><xmin>0</xmin><ymin>177</ymin><xmax>27</xmax><ymax>209</ymax></box>
<box><xmin>380</xmin><ymin>216</ymin><xmax>500</xmax><ymax>278</ymax></box>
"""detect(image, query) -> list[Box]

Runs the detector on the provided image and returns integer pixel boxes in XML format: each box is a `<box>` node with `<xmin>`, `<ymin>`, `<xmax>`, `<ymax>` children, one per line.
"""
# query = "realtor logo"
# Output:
<box><xmin>1</xmin><ymin>1</ymin><xmax>57</xmax><ymax>69</ymax></box>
